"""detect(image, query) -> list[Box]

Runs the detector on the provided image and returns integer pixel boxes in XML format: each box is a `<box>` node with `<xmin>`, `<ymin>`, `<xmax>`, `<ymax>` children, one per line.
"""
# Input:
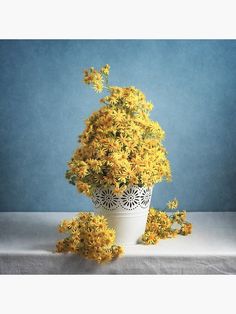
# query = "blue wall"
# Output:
<box><xmin>0</xmin><ymin>40</ymin><xmax>236</xmax><ymax>212</ymax></box>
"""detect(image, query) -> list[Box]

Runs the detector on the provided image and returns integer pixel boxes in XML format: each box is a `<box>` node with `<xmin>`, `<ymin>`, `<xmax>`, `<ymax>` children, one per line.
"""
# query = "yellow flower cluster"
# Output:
<box><xmin>167</xmin><ymin>197</ymin><xmax>179</xmax><ymax>209</ymax></box>
<box><xmin>66</xmin><ymin>64</ymin><xmax>171</xmax><ymax>196</ymax></box>
<box><xmin>56</xmin><ymin>212</ymin><xmax>124</xmax><ymax>264</ymax></box>
<box><xmin>83</xmin><ymin>64</ymin><xmax>110</xmax><ymax>93</ymax></box>
<box><xmin>140</xmin><ymin>200</ymin><xmax>192</xmax><ymax>245</ymax></box>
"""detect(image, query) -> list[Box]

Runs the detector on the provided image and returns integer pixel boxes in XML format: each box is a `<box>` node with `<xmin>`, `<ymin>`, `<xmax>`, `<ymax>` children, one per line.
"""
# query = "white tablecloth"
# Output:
<box><xmin>0</xmin><ymin>212</ymin><xmax>236</xmax><ymax>274</ymax></box>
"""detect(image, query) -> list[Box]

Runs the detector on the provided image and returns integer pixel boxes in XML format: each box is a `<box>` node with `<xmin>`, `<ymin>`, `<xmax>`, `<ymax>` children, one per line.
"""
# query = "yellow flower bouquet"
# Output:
<box><xmin>57</xmin><ymin>67</ymin><xmax>192</xmax><ymax>261</ymax></box>
<box><xmin>65</xmin><ymin>64</ymin><xmax>173</xmax><ymax>245</ymax></box>
<box><xmin>66</xmin><ymin>64</ymin><xmax>171</xmax><ymax>196</ymax></box>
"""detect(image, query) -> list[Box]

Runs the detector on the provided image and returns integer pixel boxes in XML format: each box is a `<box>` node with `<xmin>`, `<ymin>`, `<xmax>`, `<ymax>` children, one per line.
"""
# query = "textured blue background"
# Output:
<box><xmin>0</xmin><ymin>40</ymin><xmax>236</xmax><ymax>212</ymax></box>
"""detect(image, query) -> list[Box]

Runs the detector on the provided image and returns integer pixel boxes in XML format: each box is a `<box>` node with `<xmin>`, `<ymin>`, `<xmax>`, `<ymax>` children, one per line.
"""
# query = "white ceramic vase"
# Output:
<box><xmin>92</xmin><ymin>185</ymin><xmax>153</xmax><ymax>245</ymax></box>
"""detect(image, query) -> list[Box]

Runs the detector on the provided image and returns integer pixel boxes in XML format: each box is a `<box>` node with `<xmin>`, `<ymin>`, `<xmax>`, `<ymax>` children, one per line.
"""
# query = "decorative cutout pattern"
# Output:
<box><xmin>100</xmin><ymin>188</ymin><xmax>119</xmax><ymax>210</ymax></box>
<box><xmin>120</xmin><ymin>186</ymin><xmax>141</xmax><ymax>210</ymax></box>
<box><xmin>140</xmin><ymin>187</ymin><xmax>153</xmax><ymax>208</ymax></box>
<box><xmin>92</xmin><ymin>186</ymin><xmax>152</xmax><ymax>211</ymax></box>
<box><xmin>91</xmin><ymin>188</ymin><xmax>102</xmax><ymax>208</ymax></box>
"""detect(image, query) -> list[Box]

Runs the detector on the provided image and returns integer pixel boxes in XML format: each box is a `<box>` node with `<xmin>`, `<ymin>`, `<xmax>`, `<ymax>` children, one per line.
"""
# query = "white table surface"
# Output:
<box><xmin>0</xmin><ymin>212</ymin><xmax>236</xmax><ymax>274</ymax></box>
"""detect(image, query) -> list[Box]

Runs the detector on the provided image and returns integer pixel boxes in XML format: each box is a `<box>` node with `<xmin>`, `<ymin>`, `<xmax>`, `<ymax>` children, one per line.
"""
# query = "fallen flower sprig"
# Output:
<box><xmin>140</xmin><ymin>210</ymin><xmax>192</xmax><ymax>245</ymax></box>
<box><xmin>140</xmin><ymin>198</ymin><xmax>192</xmax><ymax>245</ymax></box>
<box><xmin>56</xmin><ymin>212</ymin><xmax>124</xmax><ymax>264</ymax></box>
